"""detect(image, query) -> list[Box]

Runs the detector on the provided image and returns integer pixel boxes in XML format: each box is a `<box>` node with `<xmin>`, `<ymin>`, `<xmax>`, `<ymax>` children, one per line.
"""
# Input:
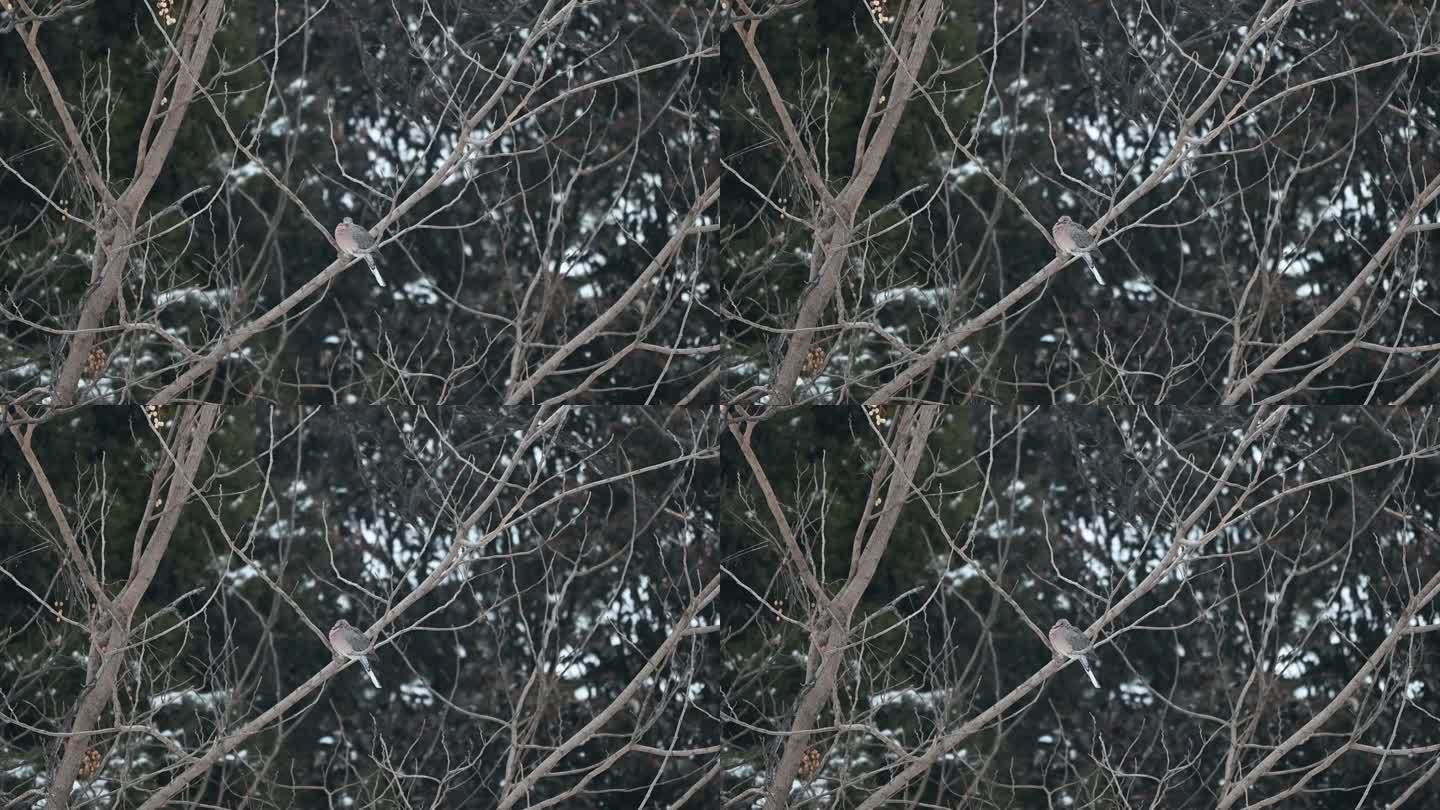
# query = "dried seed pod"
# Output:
<box><xmin>798</xmin><ymin>747</ymin><xmax>821</xmax><ymax>782</ymax></box>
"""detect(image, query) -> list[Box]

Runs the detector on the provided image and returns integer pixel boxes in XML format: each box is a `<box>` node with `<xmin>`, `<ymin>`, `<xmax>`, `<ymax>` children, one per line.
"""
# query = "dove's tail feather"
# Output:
<box><xmin>363</xmin><ymin>255</ymin><xmax>386</xmax><ymax>286</ymax></box>
<box><xmin>360</xmin><ymin>657</ymin><xmax>382</xmax><ymax>688</ymax></box>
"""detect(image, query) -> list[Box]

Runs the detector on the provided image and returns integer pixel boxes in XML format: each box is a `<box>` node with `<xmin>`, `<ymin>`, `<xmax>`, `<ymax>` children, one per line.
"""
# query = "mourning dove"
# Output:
<box><xmin>329</xmin><ymin>619</ymin><xmax>382</xmax><ymax>688</ymax></box>
<box><xmin>334</xmin><ymin>217</ymin><xmax>386</xmax><ymax>286</ymax></box>
<box><xmin>1052</xmin><ymin>216</ymin><xmax>1105</xmax><ymax>284</ymax></box>
<box><xmin>1049</xmin><ymin>618</ymin><xmax>1101</xmax><ymax>688</ymax></box>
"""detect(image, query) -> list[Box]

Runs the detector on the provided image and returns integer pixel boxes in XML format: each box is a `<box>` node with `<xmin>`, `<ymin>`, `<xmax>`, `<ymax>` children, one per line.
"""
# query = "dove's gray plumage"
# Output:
<box><xmin>334</xmin><ymin>217</ymin><xmax>386</xmax><ymax>286</ymax></box>
<box><xmin>1052</xmin><ymin>216</ymin><xmax>1104</xmax><ymax>284</ymax></box>
<box><xmin>1049</xmin><ymin>618</ymin><xmax>1101</xmax><ymax>688</ymax></box>
<box><xmin>329</xmin><ymin>619</ymin><xmax>382</xmax><ymax>688</ymax></box>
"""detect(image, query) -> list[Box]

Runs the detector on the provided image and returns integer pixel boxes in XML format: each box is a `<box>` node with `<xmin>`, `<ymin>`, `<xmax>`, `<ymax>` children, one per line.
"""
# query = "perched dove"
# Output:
<box><xmin>334</xmin><ymin>217</ymin><xmax>386</xmax><ymax>286</ymax></box>
<box><xmin>329</xmin><ymin>619</ymin><xmax>382</xmax><ymax>688</ymax></box>
<box><xmin>1049</xmin><ymin>618</ymin><xmax>1101</xmax><ymax>688</ymax></box>
<box><xmin>1052</xmin><ymin>216</ymin><xmax>1105</xmax><ymax>285</ymax></box>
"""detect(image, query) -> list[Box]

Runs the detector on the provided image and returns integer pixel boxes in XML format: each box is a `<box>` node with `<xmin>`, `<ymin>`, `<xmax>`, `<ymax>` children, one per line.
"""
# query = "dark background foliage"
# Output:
<box><xmin>723</xmin><ymin>405</ymin><xmax>1440</xmax><ymax>808</ymax></box>
<box><xmin>1</xmin><ymin>405</ymin><xmax>718</xmax><ymax>808</ymax></box>
<box><xmin>0</xmin><ymin>0</ymin><xmax>717</xmax><ymax>407</ymax></box>
<box><xmin>721</xmin><ymin>0</ymin><xmax>1440</xmax><ymax>404</ymax></box>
